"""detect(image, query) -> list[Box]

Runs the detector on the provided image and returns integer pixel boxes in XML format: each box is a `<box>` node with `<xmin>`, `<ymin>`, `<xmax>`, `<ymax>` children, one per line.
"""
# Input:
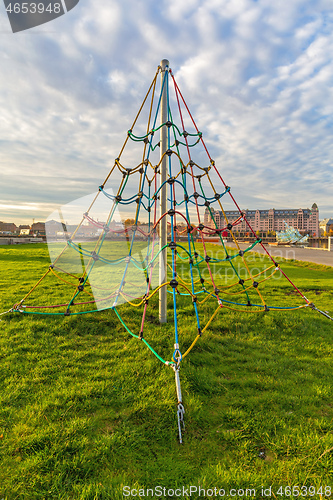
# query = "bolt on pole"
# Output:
<box><xmin>159</xmin><ymin>59</ymin><xmax>169</xmax><ymax>324</ymax></box>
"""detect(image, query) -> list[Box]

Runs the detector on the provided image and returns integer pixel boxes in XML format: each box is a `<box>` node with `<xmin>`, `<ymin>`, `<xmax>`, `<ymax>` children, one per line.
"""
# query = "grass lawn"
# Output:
<box><xmin>0</xmin><ymin>243</ymin><xmax>333</xmax><ymax>499</ymax></box>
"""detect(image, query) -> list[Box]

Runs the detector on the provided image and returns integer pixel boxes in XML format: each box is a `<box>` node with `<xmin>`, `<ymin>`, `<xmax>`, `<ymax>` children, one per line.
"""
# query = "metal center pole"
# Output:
<box><xmin>159</xmin><ymin>59</ymin><xmax>169</xmax><ymax>324</ymax></box>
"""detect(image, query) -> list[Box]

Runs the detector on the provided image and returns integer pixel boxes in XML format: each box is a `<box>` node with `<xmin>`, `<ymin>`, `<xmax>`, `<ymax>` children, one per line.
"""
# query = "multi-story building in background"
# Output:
<box><xmin>204</xmin><ymin>203</ymin><xmax>319</xmax><ymax>237</ymax></box>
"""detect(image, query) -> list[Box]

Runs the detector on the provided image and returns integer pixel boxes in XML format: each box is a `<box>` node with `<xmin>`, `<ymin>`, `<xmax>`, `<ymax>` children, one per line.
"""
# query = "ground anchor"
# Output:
<box><xmin>174</xmin><ymin>365</ymin><xmax>185</xmax><ymax>443</ymax></box>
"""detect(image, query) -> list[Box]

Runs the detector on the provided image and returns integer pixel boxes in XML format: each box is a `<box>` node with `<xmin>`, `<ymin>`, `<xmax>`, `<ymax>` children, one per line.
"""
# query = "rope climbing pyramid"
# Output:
<box><xmin>10</xmin><ymin>60</ymin><xmax>332</xmax><ymax>442</ymax></box>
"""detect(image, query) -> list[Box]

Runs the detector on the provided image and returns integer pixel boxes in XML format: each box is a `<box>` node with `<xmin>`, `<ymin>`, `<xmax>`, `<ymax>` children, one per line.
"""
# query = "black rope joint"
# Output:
<box><xmin>193</xmin><ymin>192</ymin><xmax>200</xmax><ymax>199</ymax></box>
<box><xmin>139</xmin><ymin>331</ymin><xmax>143</xmax><ymax>339</ymax></box>
<box><xmin>175</xmin><ymin>140</ymin><xmax>180</xmax><ymax>146</ymax></box>
<box><xmin>204</xmin><ymin>200</ymin><xmax>210</xmax><ymax>207</ymax></box>
<box><xmin>115</xmin><ymin>195</ymin><xmax>122</xmax><ymax>202</ymax></box>
<box><xmin>183</xmin><ymin>131</ymin><xmax>188</xmax><ymax>138</ymax></box>
<box><xmin>200</xmin><ymin>277</ymin><xmax>205</xmax><ymax>284</ymax></box>
<box><xmin>64</xmin><ymin>309</ymin><xmax>71</xmax><ymax>316</ymax></box>
<box><xmin>147</xmin><ymin>206</ymin><xmax>151</xmax><ymax>213</ymax></box>
<box><xmin>214</xmin><ymin>193</ymin><xmax>220</xmax><ymax>199</ymax></box>
<box><xmin>144</xmin><ymin>159</ymin><xmax>149</xmax><ymax>166</ymax></box>
<box><xmin>187</xmin><ymin>225</ymin><xmax>193</xmax><ymax>233</ymax></box>
<box><xmin>154</xmin><ymin>166</ymin><xmax>160</xmax><ymax>173</ymax></box>
<box><xmin>78</xmin><ymin>285</ymin><xmax>84</xmax><ymax>292</ymax></box>
<box><xmin>184</xmin><ymin>194</ymin><xmax>189</xmax><ymax>202</ymax></box>
<box><xmin>99</xmin><ymin>185</ymin><xmax>103</xmax><ymax>191</ymax></box>
<box><xmin>264</xmin><ymin>305</ymin><xmax>269</xmax><ymax>312</ymax></box>
<box><xmin>143</xmin><ymin>137</ymin><xmax>149</xmax><ymax>144</ymax></box>
<box><xmin>253</xmin><ymin>281</ymin><xmax>259</xmax><ymax>288</ymax></box>
<box><xmin>198</xmin><ymin>327</ymin><xmax>202</xmax><ymax>336</ymax></box>
<box><xmin>227</xmin><ymin>223</ymin><xmax>233</xmax><ymax>230</ymax></box>
<box><xmin>167</xmin><ymin>177</ymin><xmax>175</xmax><ymax>184</ymax></box>
<box><xmin>189</xmin><ymin>258</ymin><xmax>193</xmax><ymax>265</ymax></box>
<box><xmin>169</xmin><ymin>241</ymin><xmax>177</xmax><ymax>250</ymax></box>
<box><xmin>103</xmin><ymin>225</ymin><xmax>110</xmax><ymax>233</ymax></box>
<box><xmin>166</xmin><ymin>120</ymin><xmax>172</xmax><ymax>128</ymax></box>
<box><xmin>194</xmin><ymin>252</ymin><xmax>199</xmax><ymax>258</ymax></box>
<box><xmin>247</xmin><ymin>301</ymin><xmax>252</xmax><ymax>307</ymax></box>
<box><xmin>79</xmin><ymin>277</ymin><xmax>85</xmax><ymax>283</ymax></box>
<box><xmin>198</xmin><ymin>223</ymin><xmax>204</xmax><ymax>231</ymax></box>
<box><xmin>192</xmin><ymin>296</ymin><xmax>197</xmax><ymax>303</ymax></box>
<box><xmin>49</xmin><ymin>264</ymin><xmax>54</xmax><ymax>269</ymax></box>
<box><xmin>239</xmin><ymin>279</ymin><xmax>244</xmax><ymax>285</ymax></box>
<box><xmin>91</xmin><ymin>251</ymin><xmax>99</xmax><ymax>261</ymax></box>
<box><xmin>169</xmin><ymin>279</ymin><xmax>178</xmax><ymax>288</ymax></box>
<box><xmin>168</xmin><ymin>209</ymin><xmax>175</xmax><ymax>216</ymax></box>
<box><xmin>166</xmin><ymin>149</ymin><xmax>173</xmax><ymax>156</ymax></box>
<box><xmin>214</xmin><ymin>288</ymin><xmax>220</xmax><ymax>295</ymax></box>
<box><xmin>205</xmin><ymin>255</ymin><xmax>211</xmax><ymax>262</ymax></box>
<box><xmin>239</xmin><ymin>250</ymin><xmax>244</xmax><ymax>257</ymax></box>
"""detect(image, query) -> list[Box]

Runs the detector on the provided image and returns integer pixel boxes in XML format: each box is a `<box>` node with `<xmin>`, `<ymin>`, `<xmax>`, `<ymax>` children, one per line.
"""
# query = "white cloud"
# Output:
<box><xmin>0</xmin><ymin>0</ymin><xmax>332</xmax><ymax>227</ymax></box>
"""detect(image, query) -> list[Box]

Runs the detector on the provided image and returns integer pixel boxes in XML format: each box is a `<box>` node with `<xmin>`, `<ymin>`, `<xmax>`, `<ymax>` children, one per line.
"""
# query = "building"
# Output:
<box><xmin>204</xmin><ymin>203</ymin><xmax>319</xmax><ymax>237</ymax></box>
<box><xmin>31</xmin><ymin>222</ymin><xmax>46</xmax><ymax>235</ymax></box>
<box><xmin>319</xmin><ymin>218</ymin><xmax>333</xmax><ymax>236</ymax></box>
<box><xmin>18</xmin><ymin>224</ymin><xmax>31</xmax><ymax>236</ymax></box>
<box><xmin>0</xmin><ymin>222</ymin><xmax>17</xmax><ymax>234</ymax></box>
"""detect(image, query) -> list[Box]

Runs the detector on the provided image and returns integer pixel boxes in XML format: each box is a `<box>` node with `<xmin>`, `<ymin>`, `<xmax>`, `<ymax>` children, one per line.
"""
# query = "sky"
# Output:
<box><xmin>0</xmin><ymin>0</ymin><xmax>332</xmax><ymax>225</ymax></box>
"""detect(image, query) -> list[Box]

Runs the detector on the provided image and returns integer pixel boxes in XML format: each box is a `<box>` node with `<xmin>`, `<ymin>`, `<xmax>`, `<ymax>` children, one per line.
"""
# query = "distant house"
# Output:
<box><xmin>0</xmin><ymin>221</ymin><xmax>17</xmax><ymax>234</ymax></box>
<box><xmin>19</xmin><ymin>225</ymin><xmax>31</xmax><ymax>236</ymax></box>
<box><xmin>31</xmin><ymin>222</ymin><xmax>46</xmax><ymax>235</ymax></box>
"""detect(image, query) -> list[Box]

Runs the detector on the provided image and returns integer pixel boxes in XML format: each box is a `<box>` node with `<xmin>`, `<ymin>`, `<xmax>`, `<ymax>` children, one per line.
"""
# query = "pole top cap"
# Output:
<box><xmin>161</xmin><ymin>59</ymin><xmax>169</xmax><ymax>70</ymax></box>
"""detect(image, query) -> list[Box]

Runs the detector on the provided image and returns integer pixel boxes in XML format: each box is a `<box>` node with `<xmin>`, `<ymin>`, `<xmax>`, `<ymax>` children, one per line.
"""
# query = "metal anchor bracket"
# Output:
<box><xmin>177</xmin><ymin>402</ymin><xmax>185</xmax><ymax>444</ymax></box>
<box><xmin>173</xmin><ymin>365</ymin><xmax>185</xmax><ymax>443</ymax></box>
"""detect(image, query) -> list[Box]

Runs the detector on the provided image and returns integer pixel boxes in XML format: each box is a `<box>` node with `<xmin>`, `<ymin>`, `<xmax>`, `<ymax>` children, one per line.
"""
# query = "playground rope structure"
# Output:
<box><xmin>7</xmin><ymin>63</ymin><xmax>332</xmax><ymax>442</ymax></box>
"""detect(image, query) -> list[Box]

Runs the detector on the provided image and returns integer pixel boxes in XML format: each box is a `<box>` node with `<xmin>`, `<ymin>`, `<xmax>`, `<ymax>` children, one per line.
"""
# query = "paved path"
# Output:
<box><xmin>223</xmin><ymin>242</ymin><xmax>333</xmax><ymax>267</ymax></box>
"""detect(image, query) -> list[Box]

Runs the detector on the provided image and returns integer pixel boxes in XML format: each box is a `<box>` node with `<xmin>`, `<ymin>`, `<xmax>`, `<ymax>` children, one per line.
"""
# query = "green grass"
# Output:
<box><xmin>0</xmin><ymin>243</ymin><xmax>333</xmax><ymax>499</ymax></box>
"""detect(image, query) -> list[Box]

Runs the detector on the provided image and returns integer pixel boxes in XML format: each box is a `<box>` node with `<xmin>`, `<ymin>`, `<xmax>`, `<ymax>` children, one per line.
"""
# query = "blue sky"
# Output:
<box><xmin>0</xmin><ymin>0</ymin><xmax>332</xmax><ymax>224</ymax></box>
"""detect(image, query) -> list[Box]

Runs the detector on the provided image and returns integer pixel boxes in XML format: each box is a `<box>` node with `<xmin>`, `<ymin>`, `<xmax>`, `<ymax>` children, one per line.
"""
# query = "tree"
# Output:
<box><xmin>124</xmin><ymin>219</ymin><xmax>140</xmax><ymax>227</ymax></box>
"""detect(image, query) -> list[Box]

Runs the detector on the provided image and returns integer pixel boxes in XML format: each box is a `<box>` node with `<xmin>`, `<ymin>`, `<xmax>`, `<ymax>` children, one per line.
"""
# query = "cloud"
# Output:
<box><xmin>0</xmin><ymin>0</ymin><xmax>332</xmax><ymax>225</ymax></box>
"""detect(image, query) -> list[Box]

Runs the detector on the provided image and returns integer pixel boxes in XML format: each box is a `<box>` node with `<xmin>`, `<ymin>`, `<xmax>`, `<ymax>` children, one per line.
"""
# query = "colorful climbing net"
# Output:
<box><xmin>8</xmin><ymin>62</ymin><xmax>332</xmax><ymax>441</ymax></box>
